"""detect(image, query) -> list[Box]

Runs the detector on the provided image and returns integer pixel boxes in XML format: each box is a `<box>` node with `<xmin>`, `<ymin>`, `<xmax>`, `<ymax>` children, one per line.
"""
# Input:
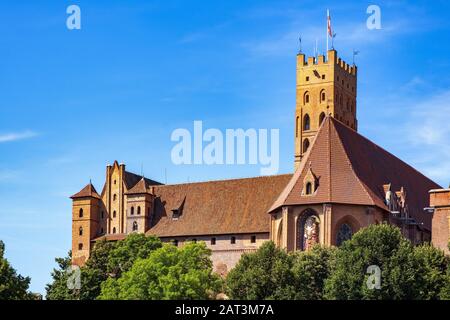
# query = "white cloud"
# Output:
<box><xmin>242</xmin><ymin>15</ymin><xmax>417</xmax><ymax>58</ymax></box>
<box><xmin>403</xmin><ymin>90</ymin><xmax>450</xmax><ymax>185</ymax></box>
<box><xmin>0</xmin><ymin>130</ymin><xmax>38</xmax><ymax>143</ymax></box>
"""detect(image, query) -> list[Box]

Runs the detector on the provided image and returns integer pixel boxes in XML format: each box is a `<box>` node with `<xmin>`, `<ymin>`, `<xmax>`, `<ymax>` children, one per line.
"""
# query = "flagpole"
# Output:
<box><xmin>326</xmin><ymin>9</ymin><xmax>329</xmax><ymax>52</ymax></box>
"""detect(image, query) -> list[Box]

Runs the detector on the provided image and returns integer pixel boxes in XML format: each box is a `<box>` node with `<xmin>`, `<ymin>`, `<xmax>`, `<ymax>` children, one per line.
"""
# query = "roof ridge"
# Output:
<box><xmin>330</xmin><ymin>118</ymin><xmax>441</xmax><ymax>188</ymax></box>
<box><xmin>155</xmin><ymin>173</ymin><xmax>292</xmax><ymax>188</ymax></box>
<box><xmin>268</xmin><ymin>117</ymin><xmax>329</xmax><ymax>212</ymax></box>
<box><xmin>331</xmin><ymin>119</ymin><xmax>378</xmax><ymax>207</ymax></box>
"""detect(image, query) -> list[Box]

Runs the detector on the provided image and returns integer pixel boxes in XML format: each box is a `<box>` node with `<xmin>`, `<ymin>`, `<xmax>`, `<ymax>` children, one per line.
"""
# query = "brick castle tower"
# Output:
<box><xmin>294</xmin><ymin>50</ymin><xmax>357</xmax><ymax>169</ymax></box>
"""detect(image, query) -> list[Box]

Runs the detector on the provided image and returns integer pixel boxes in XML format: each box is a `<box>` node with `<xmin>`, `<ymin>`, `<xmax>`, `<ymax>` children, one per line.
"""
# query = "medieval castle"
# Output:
<box><xmin>71</xmin><ymin>50</ymin><xmax>450</xmax><ymax>273</ymax></box>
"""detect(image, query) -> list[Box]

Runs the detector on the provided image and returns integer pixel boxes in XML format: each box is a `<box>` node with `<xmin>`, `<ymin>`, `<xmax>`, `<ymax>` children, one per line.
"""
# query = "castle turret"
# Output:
<box><xmin>125</xmin><ymin>177</ymin><xmax>155</xmax><ymax>234</ymax></box>
<box><xmin>71</xmin><ymin>183</ymin><xmax>101</xmax><ymax>266</ymax></box>
<box><xmin>106</xmin><ymin>161</ymin><xmax>126</xmax><ymax>234</ymax></box>
<box><xmin>294</xmin><ymin>49</ymin><xmax>357</xmax><ymax>169</ymax></box>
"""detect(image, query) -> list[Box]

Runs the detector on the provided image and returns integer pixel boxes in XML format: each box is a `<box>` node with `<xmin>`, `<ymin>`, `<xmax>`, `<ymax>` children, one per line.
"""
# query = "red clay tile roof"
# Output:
<box><xmin>124</xmin><ymin>171</ymin><xmax>161</xmax><ymax>189</ymax></box>
<box><xmin>145</xmin><ymin>174</ymin><xmax>292</xmax><ymax>237</ymax></box>
<box><xmin>92</xmin><ymin>233</ymin><xmax>126</xmax><ymax>242</ymax></box>
<box><xmin>125</xmin><ymin>177</ymin><xmax>150</xmax><ymax>195</ymax></box>
<box><xmin>71</xmin><ymin>183</ymin><xmax>101</xmax><ymax>199</ymax></box>
<box><xmin>270</xmin><ymin>116</ymin><xmax>441</xmax><ymax>230</ymax></box>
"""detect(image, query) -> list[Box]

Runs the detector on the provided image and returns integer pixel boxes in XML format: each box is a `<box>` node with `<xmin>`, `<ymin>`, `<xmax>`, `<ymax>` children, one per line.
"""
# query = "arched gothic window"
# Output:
<box><xmin>132</xmin><ymin>221</ymin><xmax>138</xmax><ymax>232</ymax></box>
<box><xmin>303</xmin><ymin>114</ymin><xmax>310</xmax><ymax>131</ymax></box>
<box><xmin>319</xmin><ymin>112</ymin><xmax>326</xmax><ymax>126</ymax></box>
<box><xmin>79</xmin><ymin>208</ymin><xmax>83</xmax><ymax>218</ymax></box>
<box><xmin>336</xmin><ymin>223</ymin><xmax>353</xmax><ymax>246</ymax></box>
<box><xmin>277</xmin><ymin>221</ymin><xmax>283</xmax><ymax>247</ymax></box>
<box><xmin>112</xmin><ymin>227</ymin><xmax>116</xmax><ymax>234</ymax></box>
<box><xmin>113</xmin><ymin>211</ymin><xmax>116</xmax><ymax>218</ymax></box>
<box><xmin>296</xmin><ymin>116</ymin><xmax>299</xmax><ymax>137</ymax></box>
<box><xmin>130</xmin><ymin>207</ymin><xmax>134</xmax><ymax>215</ymax></box>
<box><xmin>320</xmin><ymin>89</ymin><xmax>326</xmax><ymax>102</ymax></box>
<box><xmin>304</xmin><ymin>92</ymin><xmax>310</xmax><ymax>104</ymax></box>
<box><xmin>113</xmin><ymin>194</ymin><xmax>117</xmax><ymax>201</ymax></box>
<box><xmin>305</xmin><ymin>182</ymin><xmax>313</xmax><ymax>195</ymax></box>
<box><xmin>137</xmin><ymin>206</ymin><xmax>141</xmax><ymax>215</ymax></box>
<box><xmin>303</xmin><ymin>138</ymin><xmax>310</xmax><ymax>153</ymax></box>
<box><xmin>296</xmin><ymin>210</ymin><xmax>320</xmax><ymax>251</ymax></box>
<box><xmin>79</xmin><ymin>227</ymin><xmax>83</xmax><ymax>236</ymax></box>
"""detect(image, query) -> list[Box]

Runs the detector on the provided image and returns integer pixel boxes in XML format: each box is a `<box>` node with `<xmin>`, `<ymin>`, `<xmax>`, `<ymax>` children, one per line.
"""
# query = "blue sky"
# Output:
<box><xmin>1</xmin><ymin>0</ymin><xmax>450</xmax><ymax>295</ymax></box>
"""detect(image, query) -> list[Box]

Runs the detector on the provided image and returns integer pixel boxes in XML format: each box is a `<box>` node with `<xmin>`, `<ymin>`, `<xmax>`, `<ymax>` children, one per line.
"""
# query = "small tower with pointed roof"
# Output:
<box><xmin>70</xmin><ymin>182</ymin><xmax>101</xmax><ymax>266</ymax></box>
<box><xmin>125</xmin><ymin>177</ymin><xmax>155</xmax><ymax>234</ymax></box>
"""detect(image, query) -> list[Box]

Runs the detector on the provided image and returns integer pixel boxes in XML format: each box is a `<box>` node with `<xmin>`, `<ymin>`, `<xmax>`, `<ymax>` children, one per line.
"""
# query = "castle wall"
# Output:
<box><xmin>160</xmin><ymin>233</ymin><xmax>269</xmax><ymax>276</ymax></box>
<box><xmin>430</xmin><ymin>189</ymin><xmax>450</xmax><ymax>254</ymax></box>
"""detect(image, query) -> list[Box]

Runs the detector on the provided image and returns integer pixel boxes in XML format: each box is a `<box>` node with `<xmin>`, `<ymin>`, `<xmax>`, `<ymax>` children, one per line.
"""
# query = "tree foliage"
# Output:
<box><xmin>291</xmin><ymin>245</ymin><xmax>335</xmax><ymax>299</ymax></box>
<box><xmin>0</xmin><ymin>240</ymin><xmax>32</xmax><ymax>300</ymax></box>
<box><xmin>324</xmin><ymin>224</ymin><xmax>449</xmax><ymax>300</ymax></box>
<box><xmin>98</xmin><ymin>242</ymin><xmax>222</xmax><ymax>300</ymax></box>
<box><xmin>46</xmin><ymin>234</ymin><xmax>162</xmax><ymax>300</ymax></box>
<box><xmin>226</xmin><ymin>241</ymin><xmax>296</xmax><ymax>300</ymax></box>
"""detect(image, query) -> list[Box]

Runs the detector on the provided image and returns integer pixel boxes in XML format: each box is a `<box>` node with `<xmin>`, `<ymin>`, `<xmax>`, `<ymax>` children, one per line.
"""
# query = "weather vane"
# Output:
<box><xmin>298</xmin><ymin>36</ymin><xmax>302</xmax><ymax>54</ymax></box>
<box><xmin>353</xmin><ymin>49</ymin><xmax>360</xmax><ymax>65</ymax></box>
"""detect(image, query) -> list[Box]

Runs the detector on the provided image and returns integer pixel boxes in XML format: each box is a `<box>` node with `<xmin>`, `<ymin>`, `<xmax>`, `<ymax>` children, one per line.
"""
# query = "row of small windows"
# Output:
<box><xmin>304</xmin><ymin>75</ymin><xmax>354</xmax><ymax>92</ymax></box>
<box><xmin>305</xmin><ymin>74</ymin><xmax>326</xmax><ymax>82</ymax></box>
<box><xmin>303</xmin><ymin>90</ymin><xmax>354</xmax><ymax>111</ymax></box>
<box><xmin>303</xmin><ymin>90</ymin><xmax>327</xmax><ymax>105</ymax></box>
<box><xmin>130</xmin><ymin>206</ymin><xmax>141</xmax><ymax>215</ymax></box>
<box><xmin>295</xmin><ymin>113</ymin><xmax>326</xmax><ymax>137</ymax></box>
<box><xmin>336</xmin><ymin>76</ymin><xmax>355</xmax><ymax>92</ymax></box>
<box><xmin>335</xmin><ymin>93</ymin><xmax>355</xmax><ymax>112</ymax></box>
<box><xmin>172</xmin><ymin>236</ymin><xmax>257</xmax><ymax>247</ymax></box>
<box><xmin>78</xmin><ymin>207</ymin><xmax>144</xmax><ymax>219</ymax></box>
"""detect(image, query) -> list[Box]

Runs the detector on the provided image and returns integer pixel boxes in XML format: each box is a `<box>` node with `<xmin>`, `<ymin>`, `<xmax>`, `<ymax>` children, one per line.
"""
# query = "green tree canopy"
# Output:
<box><xmin>226</xmin><ymin>241</ymin><xmax>295</xmax><ymax>300</ymax></box>
<box><xmin>0</xmin><ymin>240</ymin><xmax>32</xmax><ymax>300</ymax></box>
<box><xmin>46</xmin><ymin>234</ymin><xmax>162</xmax><ymax>300</ymax></box>
<box><xmin>99</xmin><ymin>242</ymin><xmax>221</xmax><ymax>300</ymax></box>
<box><xmin>324</xmin><ymin>224</ymin><xmax>449</xmax><ymax>300</ymax></box>
<box><xmin>291</xmin><ymin>245</ymin><xmax>335</xmax><ymax>300</ymax></box>
<box><xmin>107</xmin><ymin>233</ymin><xmax>162</xmax><ymax>277</ymax></box>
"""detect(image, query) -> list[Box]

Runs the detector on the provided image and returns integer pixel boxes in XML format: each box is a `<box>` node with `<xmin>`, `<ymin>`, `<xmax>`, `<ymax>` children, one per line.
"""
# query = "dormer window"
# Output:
<box><xmin>172</xmin><ymin>209</ymin><xmax>180</xmax><ymax>220</ymax></box>
<box><xmin>302</xmin><ymin>163</ymin><xmax>319</xmax><ymax>196</ymax></box>
<box><xmin>305</xmin><ymin>182</ymin><xmax>313</xmax><ymax>195</ymax></box>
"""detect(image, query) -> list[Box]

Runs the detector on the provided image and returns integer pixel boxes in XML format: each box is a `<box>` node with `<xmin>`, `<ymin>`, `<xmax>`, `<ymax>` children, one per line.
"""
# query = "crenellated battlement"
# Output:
<box><xmin>297</xmin><ymin>50</ymin><xmax>357</xmax><ymax>76</ymax></box>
